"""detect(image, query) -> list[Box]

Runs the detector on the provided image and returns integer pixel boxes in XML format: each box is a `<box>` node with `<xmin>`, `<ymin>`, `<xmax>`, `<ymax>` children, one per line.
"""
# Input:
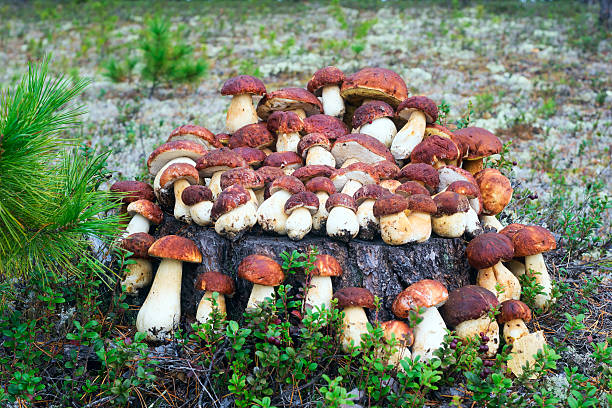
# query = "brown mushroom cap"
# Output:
<box><xmin>440</xmin><ymin>285</ymin><xmax>499</xmax><ymax>328</ymax></box>
<box><xmin>127</xmin><ymin>199</ymin><xmax>163</xmax><ymax>224</ymax></box>
<box><xmin>182</xmin><ymin>185</ymin><xmax>213</xmax><ymax>206</ymax></box>
<box><xmin>148</xmin><ymin>235</ymin><xmax>202</xmax><ymax>263</ymax></box>
<box><xmin>447</xmin><ymin>180</ymin><xmax>480</xmax><ymax>199</ymax></box>
<box><xmin>293</xmin><ymin>164</ymin><xmax>335</xmax><ymax>182</ymax></box>
<box><xmin>120</xmin><ymin>232</ymin><xmax>155</xmax><ymax>259</ymax></box>
<box><xmin>284</xmin><ymin>191</ymin><xmax>319</xmax><ymax>214</ymax></box>
<box><xmin>440</xmin><ymin>165</ymin><xmax>477</xmax><ymax>186</ymax></box>
<box><xmin>453</xmin><ymin>127</ymin><xmax>502</xmax><ymax>159</ymax></box>
<box><xmin>396</xmin><ymin>96</ymin><xmax>438</xmax><ymax>123</ymax></box>
<box><xmin>433</xmin><ymin>191</ymin><xmax>470</xmax><ymax>216</ymax></box>
<box><xmin>195</xmin><ymin>148</ymin><xmax>248</xmax><ymax>177</ymax></box>
<box><xmin>410</xmin><ymin>135</ymin><xmax>459</xmax><ymax>166</ymax></box>
<box><xmin>263</xmin><ymin>151</ymin><xmax>303</xmax><ymax>171</ymax></box>
<box><xmin>392</xmin><ymin>279</ymin><xmax>449</xmax><ymax>318</ymax></box>
<box><xmin>500</xmin><ymin>225</ymin><xmax>556</xmax><ymax>257</ymax></box>
<box><xmin>159</xmin><ymin>163</ymin><xmax>199</xmax><ymax>189</ymax></box>
<box><xmin>210</xmin><ymin>184</ymin><xmax>251</xmax><ymax>221</ymax></box>
<box><xmin>475</xmin><ymin>168</ymin><xmax>513</xmax><ymax>215</ymax></box>
<box><xmin>257</xmin><ymin>166</ymin><xmax>286</xmax><ymax>184</ymax></box>
<box><xmin>344</xmin><ymin>162</ymin><xmax>380</xmax><ymax>185</ymax></box>
<box><xmin>374</xmin><ymin>161</ymin><xmax>401</xmax><ymax>181</ymax></box>
<box><xmin>305</xmin><ymin>176</ymin><xmax>336</xmax><ymax>196</ymax></box>
<box><xmin>372</xmin><ymin>194</ymin><xmax>409</xmax><ymax>218</ymax></box>
<box><xmin>381</xmin><ymin>320</ymin><xmax>414</xmax><ymax>347</ymax></box>
<box><xmin>312</xmin><ymin>254</ymin><xmax>343</xmax><ymax>277</ymax></box>
<box><xmin>498</xmin><ymin>223</ymin><xmax>526</xmax><ymax>240</ymax></box>
<box><xmin>221</xmin><ymin>75</ymin><xmax>266</xmax><ymax>96</ymax></box>
<box><xmin>232</xmin><ymin>147</ymin><xmax>267</xmax><ymax>167</ymax></box>
<box><xmin>466</xmin><ymin>232</ymin><xmax>515</xmax><ymax>269</ymax></box>
<box><xmin>352</xmin><ymin>101</ymin><xmax>395</xmax><ymax>129</ymax></box>
<box><xmin>333</xmin><ymin>287</ymin><xmax>375</xmax><ymax>308</ymax></box>
<box><xmin>497</xmin><ymin>299</ymin><xmax>532</xmax><ymax>324</ymax></box>
<box><xmin>332</xmin><ymin>133</ymin><xmax>394</xmax><ymax>164</ymax></box>
<box><xmin>229</xmin><ymin>123</ymin><xmax>275</xmax><ymax>150</ymax></box>
<box><xmin>398</xmin><ymin>163</ymin><xmax>440</xmax><ymax>193</ymax></box>
<box><xmin>307</xmin><ymin>66</ymin><xmax>345</xmax><ymax>96</ymax></box>
<box><xmin>406</xmin><ymin>194</ymin><xmax>437</xmax><ymax>214</ymax></box>
<box><xmin>195</xmin><ymin>271</ymin><xmax>236</xmax><ymax>295</ymax></box>
<box><xmin>340</xmin><ymin>67</ymin><xmax>408</xmax><ymax>107</ymax></box>
<box><xmin>353</xmin><ymin>184</ymin><xmax>389</xmax><ymax>205</ymax></box>
<box><xmin>215</xmin><ymin>133</ymin><xmax>230</xmax><ymax>146</ymax></box>
<box><xmin>302</xmin><ymin>114</ymin><xmax>349</xmax><ymax>141</ymax></box>
<box><xmin>267</xmin><ymin>110</ymin><xmax>304</xmax><ymax>134</ymax></box>
<box><xmin>167</xmin><ymin>124</ymin><xmax>221</xmax><ymax>149</ymax></box>
<box><xmin>424</xmin><ymin>123</ymin><xmax>454</xmax><ymax>140</ymax></box>
<box><xmin>269</xmin><ymin>175</ymin><xmax>305</xmax><ymax>195</ymax></box>
<box><xmin>238</xmin><ymin>254</ymin><xmax>284</xmax><ymax>286</ymax></box>
<box><xmin>257</xmin><ymin>88</ymin><xmax>322</xmax><ymax>120</ymax></box>
<box><xmin>220</xmin><ymin>167</ymin><xmax>264</xmax><ymax>190</ymax></box>
<box><xmin>395</xmin><ymin>181</ymin><xmax>430</xmax><ymax>197</ymax></box>
<box><xmin>325</xmin><ymin>193</ymin><xmax>357</xmax><ymax>213</ymax></box>
<box><xmin>147</xmin><ymin>141</ymin><xmax>208</xmax><ymax>175</ymax></box>
<box><xmin>111</xmin><ymin>180</ymin><xmax>155</xmax><ymax>205</ymax></box>
<box><xmin>297</xmin><ymin>133</ymin><xmax>331</xmax><ymax>158</ymax></box>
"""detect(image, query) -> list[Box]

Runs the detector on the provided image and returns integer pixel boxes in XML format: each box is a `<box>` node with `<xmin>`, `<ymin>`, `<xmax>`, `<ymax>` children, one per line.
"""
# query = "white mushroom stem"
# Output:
<box><xmin>412</xmin><ymin>306</ymin><xmax>447</xmax><ymax>362</ymax></box>
<box><xmin>477</xmin><ymin>262</ymin><xmax>521</xmax><ymax>302</ymax></box>
<box><xmin>406</xmin><ymin>212</ymin><xmax>432</xmax><ymax>243</ymax></box>
<box><xmin>432</xmin><ymin>212</ymin><xmax>467</xmax><ymax>238</ymax></box>
<box><xmin>388</xmin><ymin>345</ymin><xmax>412</xmax><ymax>370</ymax></box>
<box><xmin>256</xmin><ymin>190</ymin><xmax>292</xmax><ymax>234</ymax></box>
<box><xmin>341</xmin><ymin>180</ymin><xmax>363</xmax><ymax>196</ymax></box>
<box><xmin>209</xmin><ymin>171</ymin><xmax>223</xmax><ymax>199</ymax></box>
<box><xmin>505</xmin><ymin>260</ymin><xmax>526</xmax><ymax>277</ymax></box>
<box><xmin>507</xmin><ymin>331</ymin><xmax>547</xmax><ymax>378</ymax></box>
<box><xmin>215</xmin><ymin>203</ymin><xmax>257</xmax><ymax>239</ymax></box>
<box><xmin>306</xmin><ymin>146</ymin><xmax>336</xmax><ymax>167</ymax></box>
<box><xmin>525</xmin><ymin>253</ymin><xmax>554</xmax><ymax>309</ymax></box>
<box><xmin>503</xmin><ymin>319</ymin><xmax>529</xmax><ymax>345</ymax></box>
<box><xmin>305</xmin><ymin>275</ymin><xmax>333</xmax><ymax>311</ymax></box>
<box><xmin>326</xmin><ymin>207</ymin><xmax>359</xmax><ymax>241</ymax></box>
<box><xmin>321</xmin><ymin>85</ymin><xmax>345</xmax><ymax>118</ymax></box>
<box><xmin>455</xmin><ymin>315</ymin><xmax>500</xmax><ymax>358</ymax></box>
<box><xmin>154</xmin><ymin>157</ymin><xmax>196</xmax><ymax>199</ymax></box>
<box><xmin>340</xmin><ymin>158</ymin><xmax>360</xmax><ymax>168</ymax></box>
<box><xmin>379</xmin><ymin>212</ymin><xmax>412</xmax><ymax>245</ymax></box>
<box><xmin>286</xmin><ymin>207</ymin><xmax>313</xmax><ymax>241</ymax></box>
<box><xmin>289</xmin><ymin>108</ymin><xmax>306</xmax><ymax>120</ymax></box>
<box><xmin>136</xmin><ymin>259</ymin><xmax>182</xmax><ymax>341</ymax></box>
<box><xmin>480</xmin><ymin>215</ymin><xmax>504</xmax><ymax>232</ymax></box>
<box><xmin>358</xmin><ymin>117</ymin><xmax>397</xmax><ymax>147</ymax></box>
<box><xmin>125</xmin><ymin>214</ymin><xmax>151</xmax><ymax>236</ymax></box>
<box><xmin>390</xmin><ymin>110</ymin><xmax>426</xmax><ymax>160</ymax></box>
<box><xmin>465</xmin><ymin>207</ymin><xmax>482</xmax><ymax>236</ymax></box>
<box><xmin>121</xmin><ymin>258</ymin><xmax>153</xmax><ymax>295</ymax></box>
<box><xmin>254</xmin><ymin>188</ymin><xmax>266</xmax><ymax>205</ymax></box>
<box><xmin>340</xmin><ymin>306</ymin><xmax>369</xmax><ymax>351</ymax></box>
<box><xmin>276</xmin><ymin>132</ymin><xmax>301</xmax><ymax>153</ymax></box>
<box><xmin>190</xmin><ymin>201</ymin><xmax>213</xmax><ymax>226</ymax></box>
<box><xmin>226</xmin><ymin>94</ymin><xmax>258</xmax><ymax>134</ymax></box>
<box><xmin>196</xmin><ymin>291</ymin><xmax>227</xmax><ymax>324</ymax></box>
<box><xmin>246</xmin><ymin>284</ymin><xmax>276</xmax><ymax>310</ymax></box>
<box><xmin>357</xmin><ymin>199</ymin><xmax>378</xmax><ymax>239</ymax></box>
<box><xmin>173</xmin><ymin>179</ymin><xmax>192</xmax><ymax>222</ymax></box>
<box><xmin>312</xmin><ymin>192</ymin><xmax>329</xmax><ymax>233</ymax></box>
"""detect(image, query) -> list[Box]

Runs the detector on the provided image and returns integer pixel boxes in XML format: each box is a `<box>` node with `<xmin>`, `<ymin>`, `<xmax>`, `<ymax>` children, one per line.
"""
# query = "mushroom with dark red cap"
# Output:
<box><xmin>305</xmin><ymin>177</ymin><xmax>336</xmax><ymax>234</ymax></box>
<box><xmin>167</xmin><ymin>125</ymin><xmax>221</xmax><ymax>150</ymax></box>
<box><xmin>331</xmin><ymin>133</ymin><xmax>394</xmax><ymax>166</ymax></box>
<box><xmin>305</xmin><ymin>254</ymin><xmax>343</xmax><ymax>311</ymax></box>
<box><xmin>353</xmin><ymin>184</ymin><xmax>389</xmax><ymax>240</ymax></box>
<box><xmin>380</xmin><ymin>320</ymin><xmax>414</xmax><ymax>369</ymax></box>
<box><xmin>181</xmin><ymin>185</ymin><xmax>214</xmax><ymax>226</ymax></box>
<box><xmin>212</xmin><ymin>184</ymin><xmax>257</xmax><ymax>239</ymax></box>
<box><xmin>307</xmin><ymin>66</ymin><xmax>346</xmax><ymax>118</ymax></box>
<box><xmin>475</xmin><ymin>168</ymin><xmax>513</xmax><ymax>232</ymax></box>
<box><xmin>267</xmin><ymin>111</ymin><xmax>304</xmax><ymax>153</ymax></box>
<box><xmin>257</xmin><ymin>176</ymin><xmax>305</xmax><ymax>235</ymax></box>
<box><xmin>263</xmin><ymin>151</ymin><xmax>303</xmax><ymax>175</ymax></box>
<box><xmin>391</xmin><ymin>96</ymin><xmax>438</xmax><ymax>161</ymax></box>
<box><xmin>336</xmin><ymin>162</ymin><xmax>379</xmax><ymax>196</ymax></box>
<box><xmin>256</xmin><ymin>166</ymin><xmax>286</xmax><ymax>204</ymax></box>
<box><xmin>325</xmin><ymin>193</ymin><xmax>359</xmax><ymax>242</ymax></box>
<box><xmin>297</xmin><ymin>133</ymin><xmax>335</xmax><ymax>167</ymax></box>
<box><xmin>119</xmin><ymin>232</ymin><xmax>155</xmax><ymax>295</ymax></box>
<box><xmin>257</xmin><ymin>87</ymin><xmax>322</xmax><ymax>120</ymax></box>
<box><xmin>431</xmin><ymin>191</ymin><xmax>470</xmax><ymax>238</ymax></box>
<box><xmin>467</xmin><ymin>233</ymin><xmax>521</xmax><ymax>302</ymax></box>
<box><xmin>238</xmin><ymin>254</ymin><xmax>285</xmax><ymax>310</ymax></box>
<box><xmin>374</xmin><ymin>194</ymin><xmax>437</xmax><ymax>245</ymax></box>
<box><xmin>232</xmin><ymin>147</ymin><xmax>267</xmax><ymax>168</ymax></box>
<box><xmin>220</xmin><ymin>166</ymin><xmax>264</xmax><ymax>207</ymax></box>
<box><xmin>284</xmin><ymin>191</ymin><xmax>319</xmax><ymax>240</ymax></box>
<box><xmin>352</xmin><ymin>101</ymin><xmax>397</xmax><ymax>147</ymax></box>
<box><xmin>124</xmin><ymin>199</ymin><xmax>163</xmax><ymax>236</ymax></box>
<box><xmin>136</xmin><ymin>235</ymin><xmax>202</xmax><ymax>341</ymax></box>
<box><xmin>195</xmin><ymin>148</ymin><xmax>247</xmax><ymax>199</ymax></box>
<box><xmin>333</xmin><ymin>287</ymin><xmax>375</xmax><ymax>351</ymax></box>
<box><xmin>302</xmin><ymin>114</ymin><xmax>349</xmax><ymax>141</ymax></box>
<box><xmin>410</xmin><ymin>135</ymin><xmax>460</xmax><ymax>169</ymax></box>
<box><xmin>110</xmin><ymin>180</ymin><xmax>155</xmax><ymax>212</ymax></box>
<box><xmin>497</xmin><ymin>299</ymin><xmax>532</xmax><ymax>345</ymax></box>
<box><xmin>398</xmin><ymin>163</ymin><xmax>440</xmax><ymax>194</ymax></box>
<box><xmin>375</xmin><ymin>160</ymin><xmax>401</xmax><ymax>192</ymax></box>
<box><xmin>221</xmin><ymin>75</ymin><xmax>266</xmax><ymax>134</ymax></box>
<box><xmin>446</xmin><ymin>180</ymin><xmax>483</xmax><ymax>238</ymax></box>
<box><xmin>440</xmin><ymin>285</ymin><xmax>500</xmax><ymax>357</ymax></box>
<box><xmin>195</xmin><ymin>271</ymin><xmax>236</xmax><ymax>323</ymax></box>
<box><xmin>392</xmin><ymin>279</ymin><xmax>448</xmax><ymax>361</ymax></box>
<box><xmin>159</xmin><ymin>163</ymin><xmax>199</xmax><ymax>223</ymax></box>
<box><xmin>340</xmin><ymin>67</ymin><xmax>408</xmax><ymax>108</ymax></box>
<box><xmin>500</xmin><ymin>224</ymin><xmax>557</xmax><ymax>309</ymax></box>
<box><xmin>453</xmin><ymin>127</ymin><xmax>503</xmax><ymax>175</ymax></box>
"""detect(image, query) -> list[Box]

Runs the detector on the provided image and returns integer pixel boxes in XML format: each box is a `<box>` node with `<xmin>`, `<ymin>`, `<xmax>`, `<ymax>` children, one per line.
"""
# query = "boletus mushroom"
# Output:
<box><xmin>124</xmin><ymin>199</ymin><xmax>163</xmax><ymax>237</ymax></box>
<box><xmin>284</xmin><ymin>191</ymin><xmax>319</xmax><ymax>240</ymax></box>
<box><xmin>119</xmin><ymin>232</ymin><xmax>155</xmax><ymax>295</ymax></box>
<box><xmin>195</xmin><ymin>271</ymin><xmax>236</xmax><ymax>324</ymax></box>
<box><xmin>307</xmin><ymin>66</ymin><xmax>346</xmax><ymax>118</ymax></box>
<box><xmin>333</xmin><ymin>287</ymin><xmax>375</xmax><ymax>351</ymax></box>
<box><xmin>220</xmin><ymin>75</ymin><xmax>266</xmax><ymax>134</ymax></box>
<box><xmin>305</xmin><ymin>254</ymin><xmax>343</xmax><ymax>311</ymax></box>
<box><xmin>381</xmin><ymin>320</ymin><xmax>414</xmax><ymax>369</ymax></box>
<box><xmin>238</xmin><ymin>254</ymin><xmax>285</xmax><ymax>310</ymax></box>
<box><xmin>391</xmin><ymin>96</ymin><xmax>438</xmax><ymax>161</ymax></box>
<box><xmin>325</xmin><ymin>193</ymin><xmax>360</xmax><ymax>242</ymax></box>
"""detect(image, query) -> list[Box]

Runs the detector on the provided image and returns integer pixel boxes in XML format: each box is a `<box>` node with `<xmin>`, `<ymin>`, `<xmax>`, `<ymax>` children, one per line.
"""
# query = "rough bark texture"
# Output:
<box><xmin>601</xmin><ymin>0</ymin><xmax>612</xmax><ymax>28</ymax></box>
<box><xmin>151</xmin><ymin>213</ymin><xmax>473</xmax><ymax>322</ymax></box>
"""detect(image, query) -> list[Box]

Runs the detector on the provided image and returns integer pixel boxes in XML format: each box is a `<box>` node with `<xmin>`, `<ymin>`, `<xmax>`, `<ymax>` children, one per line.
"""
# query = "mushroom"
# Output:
<box><xmin>440</xmin><ymin>285</ymin><xmax>500</xmax><ymax>358</ymax></box>
<box><xmin>453</xmin><ymin>127</ymin><xmax>503</xmax><ymax>175</ymax></box>
<box><xmin>446</xmin><ymin>180</ymin><xmax>483</xmax><ymax>238</ymax></box>
<box><xmin>307</xmin><ymin>66</ymin><xmax>346</xmax><ymax>118</ymax></box>
<box><xmin>380</xmin><ymin>320</ymin><xmax>414</xmax><ymax>369</ymax></box>
<box><xmin>391</xmin><ymin>96</ymin><xmax>438</xmax><ymax>161</ymax></box>
<box><xmin>410</xmin><ymin>135</ymin><xmax>460</xmax><ymax>169</ymax></box>
<box><xmin>374</xmin><ymin>194</ymin><xmax>437</xmax><ymax>245</ymax></box>
<box><xmin>475</xmin><ymin>168</ymin><xmax>513</xmax><ymax>232</ymax></box>
<box><xmin>195</xmin><ymin>271</ymin><xmax>236</xmax><ymax>324</ymax></box>
<box><xmin>467</xmin><ymin>232</ymin><xmax>521</xmax><ymax>302</ymax></box>
<box><xmin>220</xmin><ymin>167</ymin><xmax>264</xmax><ymax>206</ymax></box>
<box><xmin>220</xmin><ymin>75</ymin><xmax>267</xmax><ymax>134</ymax></box>
<box><xmin>431</xmin><ymin>191</ymin><xmax>470</xmax><ymax>238</ymax></box>
<box><xmin>507</xmin><ymin>331</ymin><xmax>547</xmax><ymax>378</ymax></box>
<box><xmin>195</xmin><ymin>148</ymin><xmax>247</xmax><ymax>199</ymax></box>
<box><xmin>353</xmin><ymin>184</ymin><xmax>389</xmax><ymax>240</ymax></box>
<box><xmin>436</xmin><ymin>165</ymin><xmax>476</xmax><ymax>193</ymax></box>
<box><xmin>331</xmin><ymin>133</ymin><xmax>394</xmax><ymax>166</ymax></box>
<box><xmin>335</xmin><ymin>162</ymin><xmax>379</xmax><ymax>196</ymax></box>
<box><xmin>257</xmin><ymin>175</ymin><xmax>305</xmax><ymax>235</ymax></box>
<box><xmin>212</xmin><ymin>184</ymin><xmax>257</xmax><ymax>240</ymax></box>
<box><xmin>215</xmin><ymin>132</ymin><xmax>230</xmax><ymax>146</ymax></box>
<box><xmin>325</xmin><ymin>193</ymin><xmax>359</xmax><ymax>242</ymax></box>
<box><xmin>159</xmin><ymin>163</ymin><xmax>199</xmax><ymax>223</ymax></box>
<box><xmin>238</xmin><ymin>254</ymin><xmax>284</xmax><ymax>310</ymax></box>
<box><xmin>181</xmin><ymin>185</ymin><xmax>214</xmax><ymax>226</ymax></box>
<box><xmin>305</xmin><ymin>254</ymin><xmax>343</xmax><ymax>311</ymax></box>
<box><xmin>257</xmin><ymin>87</ymin><xmax>322</xmax><ymax>120</ymax></box>
<box><xmin>302</xmin><ymin>114</ymin><xmax>349</xmax><ymax>142</ymax></box>
<box><xmin>352</xmin><ymin>101</ymin><xmax>397</xmax><ymax>147</ymax></box>
<box><xmin>232</xmin><ymin>147</ymin><xmax>267</xmax><ymax>169</ymax></box>
<box><xmin>167</xmin><ymin>124</ymin><xmax>221</xmax><ymax>150</ymax></box>
<box><xmin>340</xmin><ymin>67</ymin><xmax>408</xmax><ymax>108</ymax></box>
<box><xmin>263</xmin><ymin>151</ymin><xmax>303</xmax><ymax>175</ymax></box>
<box><xmin>375</xmin><ymin>160</ymin><xmax>401</xmax><ymax>192</ymax></box>
<box><xmin>500</xmin><ymin>224</ymin><xmax>557</xmax><ymax>309</ymax></box>
<box><xmin>119</xmin><ymin>232</ymin><xmax>155</xmax><ymax>295</ymax></box>
<box><xmin>297</xmin><ymin>133</ymin><xmax>335</xmax><ymax>167</ymax></box>
<box><xmin>424</xmin><ymin>123</ymin><xmax>466</xmax><ymax>167</ymax></box>
<box><xmin>395</xmin><ymin>180</ymin><xmax>430</xmax><ymax>198</ymax></box>
<box><xmin>392</xmin><ymin>279</ymin><xmax>448</xmax><ymax>361</ymax></box>
<box><xmin>305</xmin><ymin>176</ymin><xmax>336</xmax><ymax>234</ymax></box>
<box><xmin>497</xmin><ymin>299</ymin><xmax>532</xmax><ymax>345</ymax></box>
<box><xmin>333</xmin><ymin>287</ymin><xmax>375</xmax><ymax>351</ymax></box>
<box><xmin>136</xmin><ymin>235</ymin><xmax>202</xmax><ymax>341</ymax></box>
<box><xmin>110</xmin><ymin>180</ymin><xmax>155</xmax><ymax>213</ymax></box>
<box><xmin>284</xmin><ymin>191</ymin><xmax>319</xmax><ymax>240</ymax></box>
<box><xmin>267</xmin><ymin>111</ymin><xmax>304</xmax><ymax>153</ymax></box>
<box><xmin>255</xmin><ymin>166</ymin><xmax>286</xmax><ymax>204</ymax></box>
<box><xmin>398</xmin><ymin>163</ymin><xmax>440</xmax><ymax>194</ymax></box>
<box><xmin>124</xmin><ymin>199</ymin><xmax>163</xmax><ymax>236</ymax></box>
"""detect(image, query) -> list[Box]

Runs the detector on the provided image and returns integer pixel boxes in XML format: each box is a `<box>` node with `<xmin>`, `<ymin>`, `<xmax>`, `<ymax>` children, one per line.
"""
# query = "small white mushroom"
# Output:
<box><xmin>333</xmin><ymin>287</ymin><xmax>375</xmax><ymax>351</ymax></box>
<box><xmin>307</xmin><ymin>66</ymin><xmax>346</xmax><ymax>118</ymax></box>
<box><xmin>124</xmin><ymin>200</ymin><xmax>163</xmax><ymax>237</ymax></box>
<box><xmin>119</xmin><ymin>233</ymin><xmax>155</xmax><ymax>295</ymax></box>
<box><xmin>297</xmin><ymin>133</ymin><xmax>335</xmax><ymax>167</ymax></box>
<box><xmin>284</xmin><ymin>192</ymin><xmax>319</xmax><ymax>241</ymax></box>
<box><xmin>431</xmin><ymin>191</ymin><xmax>470</xmax><ymax>238</ymax></box>
<box><xmin>212</xmin><ymin>185</ymin><xmax>257</xmax><ymax>240</ymax></box>
<box><xmin>159</xmin><ymin>163</ymin><xmax>199</xmax><ymax>223</ymax></box>
<box><xmin>181</xmin><ymin>185</ymin><xmax>214</xmax><ymax>226</ymax></box>
<box><xmin>325</xmin><ymin>193</ymin><xmax>360</xmax><ymax>242</ymax></box>
<box><xmin>381</xmin><ymin>321</ymin><xmax>413</xmax><ymax>370</ymax></box>
<box><xmin>352</xmin><ymin>101</ymin><xmax>397</xmax><ymax>147</ymax></box>
<box><xmin>238</xmin><ymin>255</ymin><xmax>284</xmax><ymax>310</ymax></box>
<box><xmin>304</xmin><ymin>254</ymin><xmax>343</xmax><ymax>312</ymax></box>
<box><xmin>195</xmin><ymin>272</ymin><xmax>235</xmax><ymax>324</ymax></box>
<box><xmin>257</xmin><ymin>176</ymin><xmax>305</xmax><ymax>235</ymax></box>
<box><xmin>304</xmin><ymin>176</ymin><xmax>336</xmax><ymax>235</ymax></box>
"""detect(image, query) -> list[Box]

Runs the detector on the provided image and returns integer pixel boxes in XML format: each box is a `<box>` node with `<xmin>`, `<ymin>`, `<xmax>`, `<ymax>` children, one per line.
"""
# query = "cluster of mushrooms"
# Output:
<box><xmin>110</xmin><ymin>66</ymin><xmax>558</xmax><ymax>377</ymax></box>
